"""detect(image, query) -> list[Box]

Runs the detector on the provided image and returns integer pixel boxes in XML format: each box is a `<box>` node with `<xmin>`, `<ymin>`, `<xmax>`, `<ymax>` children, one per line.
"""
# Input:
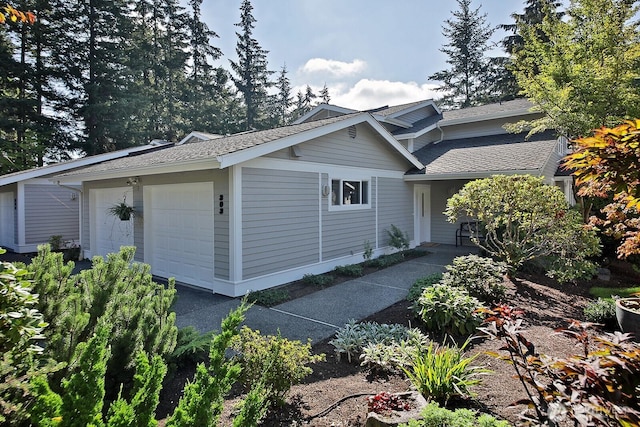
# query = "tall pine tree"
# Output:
<box><xmin>229</xmin><ymin>0</ymin><xmax>273</xmax><ymax>131</ymax></box>
<box><xmin>428</xmin><ymin>0</ymin><xmax>494</xmax><ymax>109</ymax></box>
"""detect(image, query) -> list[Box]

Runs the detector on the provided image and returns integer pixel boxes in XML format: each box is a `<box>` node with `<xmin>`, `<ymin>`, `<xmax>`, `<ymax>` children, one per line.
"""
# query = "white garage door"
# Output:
<box><xmin>0</xmin><ymin>192</ymin><xmax>14</xmax><ymax>249</ymax></box>
<box><xmin>92</xmin><ymin>187</ymin><xmax>134</xmax><ymax>257</ymax></box>
<box><xmin>144</xmin><ymin>182</ymin><xmax>214</xmax><ymax>289</ymax></box>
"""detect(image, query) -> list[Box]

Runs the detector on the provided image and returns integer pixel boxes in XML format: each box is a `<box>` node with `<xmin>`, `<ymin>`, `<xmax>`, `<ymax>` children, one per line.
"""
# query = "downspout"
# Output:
<box><xmin>434</xmin><ymin>123</ymin><xmax>445</xmax><ymax>144</ymax></box>
<box><xmin>56</xmin><ymin>181</ymin><xmax>83</xmax><ymax>194</ymax></box>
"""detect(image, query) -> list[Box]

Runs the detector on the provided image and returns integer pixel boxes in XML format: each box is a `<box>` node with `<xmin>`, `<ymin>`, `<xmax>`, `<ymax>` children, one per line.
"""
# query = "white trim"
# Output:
<box><xmin>16</xmin><ymin>182</ymin><xmax>25</xmax><ymax>247</ymax></box>
<box><xmin>229</xmin><ymin>165</ymin><xmax>242</xmax><ymax>282</ymax></box>
<box><xmin>242</xmin><ymin>157</ymin><xmax>407</xmax><ymax>179</ymax></box>
<box><xmin>413</xmin><ymin>184</ymin><xmax>431</xmax><ymax>244</ymax></box>
<box><xmin>177</xmin><ymin>131</ymin><xmax>222</xmax><ymax>145</ymax></box>
<box><xmin>0</xmin><ymin>144</ymin><xmax>160</xmax><ymax>186</ymax></box>
<box><xmin>328</xmin><ymin>177</ymin><xmax>371</xmax><ymax>212</ymax></box>
<box><xmin>318</xmin><ymin>173</ymin><xmax>323</xmax><ymax>262</ymax></box>
<box><xmin>55</xmin><ymin>159</ymin><xmax>221</xmax><ymax>183</ymax></box>
<box><xmin>216</xmin><ymin>248</ymin><xmax>389</xmax><ymax>297</ymax></box>
<box><xmin>440</xmin><ymin>108</ymin><xmax>535</xmax><ymax>127</ymax></box>
<box><xmin>404</xmin><ymin>169</ymin><xmax>541</xmax><ymax>182</ymax></box>
<box><xmin>375</xmin><ymin>177</ymin><xmax>379</xmax><ymax>248</ymax></box>
<box><xmin>393</xmin><ymin>123</ymin><xmax>439</xmax><ymax>139</ymax></box>
<box><xmin>218</xmin><ymin>114</ymin><xmax>424</xmax><ymax>170</ymax></box>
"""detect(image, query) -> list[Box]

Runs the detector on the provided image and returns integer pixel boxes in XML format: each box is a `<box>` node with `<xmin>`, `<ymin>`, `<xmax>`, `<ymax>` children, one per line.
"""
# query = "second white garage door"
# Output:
<box><xmin>144</xmin><ymin>182</ymin><xmax>215</xmax><ymax>289</ymax></box>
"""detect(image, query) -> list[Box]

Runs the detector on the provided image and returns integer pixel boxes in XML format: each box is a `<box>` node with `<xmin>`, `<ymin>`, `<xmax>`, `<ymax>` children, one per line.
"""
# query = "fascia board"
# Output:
<box><xmin>291</xmin><ymin>104</ymin><xmax>357</xmax><ymax>124</ymax></box>
<box><xmin>394</xmin><ymin>123</ymin><xmax>438</xmax><ymax>139</ymax></box>
<box><xmin>373</xmin><ymin>115</ymin><xmax>412</xmax><ymax>128</ymax></box>
<box><xmin>0</xmin><ymin>145</ymin><xmax>154</xmax><ymax>186</ymax></box>
<box><xmin>53</xmin><ymin>159</ymin><xmax>221</xmax><ymax>183</ymax></box>
<box><xmin>403</xmin><ymin>169</ymin><xmax>540</xmax><ymax>181</ymax></box>
<box><xmin>218</xmin><ymin>114</ymin><xmax>424</xmax><ymax>170</ymax></box>
<box><xmin>440</xmin><ymin>109</ymin><xmax>535</xmax><ymax>127</ymax></box>
<box><xmin>386</xmin><ymin>99</ymin><xmax>441</xmax><ymax>120</ymax></box>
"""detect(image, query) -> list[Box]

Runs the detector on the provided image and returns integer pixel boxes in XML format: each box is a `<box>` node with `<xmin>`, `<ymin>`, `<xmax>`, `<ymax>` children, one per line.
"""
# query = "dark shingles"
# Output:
<box><xmin>409</xmin><ymin>131</ymin><xmax>558</xmax><ymax>176</ymax></box>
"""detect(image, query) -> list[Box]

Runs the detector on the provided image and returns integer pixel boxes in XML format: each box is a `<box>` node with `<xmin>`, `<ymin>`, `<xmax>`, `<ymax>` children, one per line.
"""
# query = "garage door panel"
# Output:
<box><xmin>145</xmin><ymin>183</ymin><xmax>214</xmax><ymax>289</ymax></box>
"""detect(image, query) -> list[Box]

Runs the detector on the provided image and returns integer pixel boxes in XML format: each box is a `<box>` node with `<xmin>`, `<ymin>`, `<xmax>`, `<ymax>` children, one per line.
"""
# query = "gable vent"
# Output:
<box><xmin>347</xmin><ymin>125</ymin><xmax>357</xmax><ymax>139</ymax></box>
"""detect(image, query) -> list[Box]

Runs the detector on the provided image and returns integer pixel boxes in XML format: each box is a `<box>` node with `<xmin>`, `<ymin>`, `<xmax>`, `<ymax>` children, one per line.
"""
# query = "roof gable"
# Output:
<box><xmin>56</xmin><ymin>113</ymin><xmax>423</xmax><ymax>182</ymax></box>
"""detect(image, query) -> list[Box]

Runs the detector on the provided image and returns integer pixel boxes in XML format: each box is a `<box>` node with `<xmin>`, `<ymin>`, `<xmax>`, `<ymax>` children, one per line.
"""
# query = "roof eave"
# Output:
<box><xmin>53</xmin><ymin>159</ymin><xmax>222</xmax><ymax>183</ymax></box>
<box><xmin>394</xmin><ymin>123</ymin><xmax>439</xmax><ymax>140</ymax></box>
<box><xmin>404</xmin><ymin>168</ymin><xmax>542</xmax><ymax>181</ymax></box>
<box><xmin>440</xmin><ymin>109</ymin><xmax>536</xmax><ymax>127</ymax></box>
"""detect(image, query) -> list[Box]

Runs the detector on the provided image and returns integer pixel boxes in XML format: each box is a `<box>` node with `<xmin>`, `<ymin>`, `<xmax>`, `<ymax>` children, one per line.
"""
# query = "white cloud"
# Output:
<box><xmin>299</xmin><ymin>58</ymin><xmax>367</xmax><ymax>78</ymax></box>
<box><xmin>330</xmin><ymin>79</ymin><xmax>442</xmax><ymax>110</ymax></box>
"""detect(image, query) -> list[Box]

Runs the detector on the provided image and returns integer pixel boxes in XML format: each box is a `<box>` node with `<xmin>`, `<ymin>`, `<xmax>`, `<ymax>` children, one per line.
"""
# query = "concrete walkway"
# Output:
<box><xmin>173</xmin><ymin>244</ymin><xmax>477</xmax><ymax>344</ymax></box>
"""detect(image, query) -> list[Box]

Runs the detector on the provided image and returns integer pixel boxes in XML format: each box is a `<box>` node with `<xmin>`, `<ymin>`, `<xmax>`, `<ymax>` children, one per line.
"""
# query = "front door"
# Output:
<box><xmin>414</xmin><ymin>185</ymin><xmax>431</xmax><ymax>244</ymax></box>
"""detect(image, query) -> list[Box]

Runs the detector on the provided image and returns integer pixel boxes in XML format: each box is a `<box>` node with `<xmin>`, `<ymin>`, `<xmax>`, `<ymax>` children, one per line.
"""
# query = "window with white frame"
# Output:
<box><xmin>330</xmin><ymin>178</ymin><xmax>369</xmax><ymax>208</ymax></box>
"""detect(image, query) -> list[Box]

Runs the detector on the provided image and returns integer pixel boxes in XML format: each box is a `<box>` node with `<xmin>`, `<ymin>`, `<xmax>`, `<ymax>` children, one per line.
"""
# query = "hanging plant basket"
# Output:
<box><xmin>108</xmin><ymin>202</ymin><xmax>134</xmax><ymax>221</ymax></box>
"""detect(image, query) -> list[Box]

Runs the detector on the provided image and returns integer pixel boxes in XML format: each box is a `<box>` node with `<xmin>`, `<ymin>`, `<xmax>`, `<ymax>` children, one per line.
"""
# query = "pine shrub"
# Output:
<box><xmin>441</xmin><ymin>255</ymin><xmax>507</xmax><ymax>303</ymax></box>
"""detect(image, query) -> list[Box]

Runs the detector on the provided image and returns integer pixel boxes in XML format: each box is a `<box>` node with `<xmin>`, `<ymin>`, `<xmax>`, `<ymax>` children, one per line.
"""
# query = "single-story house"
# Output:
<box><xmin>36</xmin><ymin>98</ymin><xmax>568</xmax><ymax>296</ymax></box>
<box><xmin>0</xmin><ymin>142</ymin><xmax>171</xmax><ymax>253</ymax></box>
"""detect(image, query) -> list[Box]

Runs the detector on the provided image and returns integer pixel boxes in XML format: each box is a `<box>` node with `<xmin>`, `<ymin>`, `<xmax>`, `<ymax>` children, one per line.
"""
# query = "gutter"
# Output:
<box><xmin>56</xmin><ymin>181</ymin><xmax>82</xmax><ymax>194</ymax></box>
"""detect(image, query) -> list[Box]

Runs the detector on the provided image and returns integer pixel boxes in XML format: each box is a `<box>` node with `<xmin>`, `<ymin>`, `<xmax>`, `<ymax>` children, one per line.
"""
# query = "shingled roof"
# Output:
<box><xmin>408</xmin><ymin>131</ymin><xmax>558</xmax><ymax>178</ymax></box>
<box><xmin>440</xmin><ymin>98</ymin><xmax>535</xmax><ymax>124</ymax></box>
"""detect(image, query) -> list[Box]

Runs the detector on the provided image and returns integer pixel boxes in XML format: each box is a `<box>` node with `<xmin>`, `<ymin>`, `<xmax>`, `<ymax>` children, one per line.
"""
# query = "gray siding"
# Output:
<box><xmin>322</xmin><ymin>176</ymin><xmax>377</xmax><ymax>259</ymax></box>
<box><xmin>430</xmin><ymin>180</ymin><xmax>470</xmax><ymax>244</ymax></box>
<box><xmin>377</xmin><ymin>178</ymin><xmax>414</xmax><ymax>247</ymax></box>
<box><xmin>296</xmin><ymin>125</ymin><xmax>410</xmax><ymax>170</ymax></box>
<box><xmin>242</xmin><ymin>168</ymin><xmax>319</xmax><ymax>279</ymax></box>
<box><xmin>397</xmin><ymin>109</ymin><xmax>428</xmax><ymax>124</ymax></box>
<box><xmin>24</xmin><ymin>184</ymin><xmax>79</xmax><ymax>244</ymax></box>
<box><xmin>83</xmin><ymin>170</ymin><xmax>230</xmax><ymax>279</ymax></box>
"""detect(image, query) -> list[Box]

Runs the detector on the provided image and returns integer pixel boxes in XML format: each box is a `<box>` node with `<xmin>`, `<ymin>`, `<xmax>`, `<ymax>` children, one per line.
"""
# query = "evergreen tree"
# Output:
<box><xmin>319</xmin><ymin>83</ymin><xmax>330</xmax><ymax>104</ymax></box>
<box><xmin>500</xmin><ymin>0</ymin><xmax>563</xmax><ymax>55</ymax></box>
<box><xmin>272</xmin><ymin>64</ymin><xmax>292</xmax><ymax>126</ymax></box>
<box><xmin>510</xmin><ymin>0</ymin><xmax>640</xmax><ymax>137</ymax></box>
<box><xmin>428</xmin><ymin>0</ymin><xmax>494</xmax><ymax>109</ymax></box>
<box><xmin>229</xmin><ymin>0</ymin><xmax>273</xmax><ymax>130</ymax></box>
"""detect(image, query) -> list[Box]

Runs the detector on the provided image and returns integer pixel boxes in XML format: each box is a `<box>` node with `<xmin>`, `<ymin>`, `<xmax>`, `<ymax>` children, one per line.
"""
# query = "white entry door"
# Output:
<box><xmin>0</xmin><ymin>192</ymin><xmax>14</xmax><ymax>249</ymax></box>
<box><xmin>144</xmin><ymin>182</ymin><xmax>214</xmax><ymax>289</ymax></box>
<box><xmin>92</xmin><ymin>187</ymin><xmax>134</xmax><ymax>257</ymax></box>
<box><xmin>415</xmin><ymin>185</ymin><xmax>431</xmax><ymax>244</ymax></box>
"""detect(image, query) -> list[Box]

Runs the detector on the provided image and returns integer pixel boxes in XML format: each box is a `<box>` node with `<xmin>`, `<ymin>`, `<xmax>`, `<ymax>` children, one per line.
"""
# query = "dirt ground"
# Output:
<box><xmin>158</xmin><ymin>259</ymin><xmax>637</xmax><ymax>426</ymax></box>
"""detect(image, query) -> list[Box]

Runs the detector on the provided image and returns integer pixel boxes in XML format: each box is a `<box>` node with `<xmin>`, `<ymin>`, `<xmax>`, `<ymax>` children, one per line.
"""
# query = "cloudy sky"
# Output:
<box><xmin>197</xmin><ymin>1</ymin><xmax>524</xmax><ymax>110</ymax></box>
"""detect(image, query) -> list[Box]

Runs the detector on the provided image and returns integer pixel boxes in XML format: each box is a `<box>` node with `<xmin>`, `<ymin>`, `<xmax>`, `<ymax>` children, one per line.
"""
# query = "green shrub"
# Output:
<box><xmin>401</xmin><ymin>402</ymin><xmax>510</xmax><ymax>427</ymax></box>
<box><xmin>0</xmin><ymin>249</ymin><xmax>50</xmax><ymax>424</ymax></box>
<box><xmin>329</xmin><ymin>320</ymin><xmax>420</xmax><ymax>363</ymax></box>
<box><xmin>28</xmin><ymin>245</ymin><xmax>178</xmax><ymax>400</ymax></box>
<box><xmin>386</xmin><ymin>224</ymin><xmax>410</xmax><ymax>251</ymax></box>
<box><xmin>402</xmin><ymin>340</ymin><xmax>487</xmax><ymax>405</ymax></box>
<box><xmin>170</xmin><ymin>326</ymin><xmax>215</xmax><ymax>365</ymax></box>
<box><xmin>302</xmin><ymin>273</ymin><xmax>334</xmax><ymax>287</ymax></box>
<box><xmin>246</xmin><ymin>289</ymin><xmax>289</xmax><ymax>307</ymax></box>
<box><xmin>367</xmin><ymin>253</ymin><xmax>405</xmax><ymax>268</ymax></box>
<box><xmin>232</xmin><ymin>327</ymin><xmax>325</xmax><ymax>406</ymax></box>
<box><xmin>407</xmin><ymin>273</ymin><xmax>443</xmax><ymax>304</ymax></box>
<box><xmin>583</xmin><ymin>297</ymin><xmax>617</xmax><ymax>328</ymax></box>
<box><xmin>441</xmin><ymin>255</ymin><xmax>507</xmax><ymax>303</ymax></box>
<box><xmin>360</xmin><ymin>328</ymin><xmax>430</xmax><ymax>372</ymax></box>
<box><xmin>416</xmin><ymin>283</ymin><xmax>485</xmax><ymax>335</ymax></box>
<box><xmin>363</xmin><ymin>240</ymin><xmax>373</xmax><ymax>261</ymax></box>
<box><xmin>334</xmin><ymin>264</ymin><xmax>363</xmax><ymax>277</ymax></box>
